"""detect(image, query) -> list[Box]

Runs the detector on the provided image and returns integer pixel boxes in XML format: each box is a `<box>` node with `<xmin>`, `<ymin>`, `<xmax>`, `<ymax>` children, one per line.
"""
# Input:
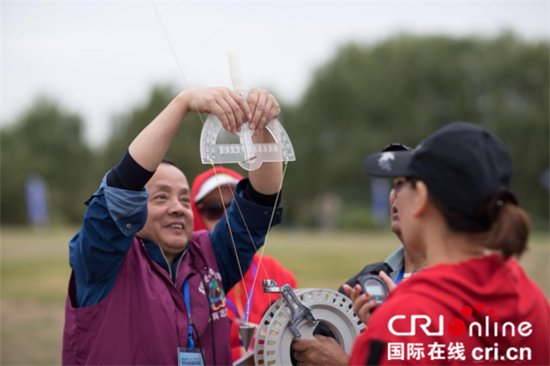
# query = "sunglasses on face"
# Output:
<box><xmin>197</xmin><ymin>201</ymin><xmax>232</xmax><ymax>221</ymax></box>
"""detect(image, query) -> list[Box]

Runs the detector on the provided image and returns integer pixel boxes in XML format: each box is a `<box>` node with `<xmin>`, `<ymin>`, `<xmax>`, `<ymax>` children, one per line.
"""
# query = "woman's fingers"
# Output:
<box><xmin>352</xmin><ymin>292</ymin><xmax>370</xmax><ymax>315</ymax></box>
<box><xmin>350</xmin><ymin>284</ymin><xmax>362</xmax><ymax>303</ymax></box>
<box><xmin>357</xmin><ymin>300</ymin><xmax>377</xmax><ymax>324</ymax></box>
<box><xmin>342</xmin><ymin>284</ymin><xmax>353</xmax><ymax>298</ymax></box>
<box><xmin>379</xmin><ymin>271</ymin><xmax>397</xmax><ymax>292</ymax></box>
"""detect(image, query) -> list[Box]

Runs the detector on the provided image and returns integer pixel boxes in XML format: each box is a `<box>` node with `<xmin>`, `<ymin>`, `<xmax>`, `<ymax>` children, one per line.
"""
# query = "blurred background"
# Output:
<box><xmin>2</xmin><ymin>1</ymin><xmax>548</xmax><ymax>364</ymax></box>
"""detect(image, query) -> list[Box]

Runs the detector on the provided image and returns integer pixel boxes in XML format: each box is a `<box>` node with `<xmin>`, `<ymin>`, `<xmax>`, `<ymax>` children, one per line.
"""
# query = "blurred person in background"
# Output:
<box><xmin>63</xmin><ymin>87</ymin><xmax>284</xmax><ymax>366</ymax></box>
<box><xmin>292</xmin><ymin>143</ymin><xmax>428</xmax><ymax>366</ymax></box>
<box><xmin>350</xmin><ymin>122</ymin><xmax>549</xmax><ymax>365</ymax></box>
<box><xmin>339</xmin><ymin>144</ymin><xmax>426</xmax><ymax>294</ymax></box>
<box><xmin>191</xmin><ymin>167</ymin><xmax>298</xmax><ymax>362</ymax></box>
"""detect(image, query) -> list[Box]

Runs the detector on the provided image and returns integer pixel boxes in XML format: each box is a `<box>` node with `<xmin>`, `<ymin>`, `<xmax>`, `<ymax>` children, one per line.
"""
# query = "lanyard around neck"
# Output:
<box><xmin>183</xmin><ymin>279</ymin><xmax>194</xmax><ymax>350</ymax></box>
<box><xmin>394</xmin><ymin>267</ymin><xmax>405</xmax><ymax>285</ymax></box>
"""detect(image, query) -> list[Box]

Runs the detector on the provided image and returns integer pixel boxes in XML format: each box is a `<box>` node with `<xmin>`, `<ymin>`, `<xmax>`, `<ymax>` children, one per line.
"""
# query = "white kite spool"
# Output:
<box><xmin>254</xmin><ymin>288</ymin><xmax>365</xmax><ymax>366</ymax></box>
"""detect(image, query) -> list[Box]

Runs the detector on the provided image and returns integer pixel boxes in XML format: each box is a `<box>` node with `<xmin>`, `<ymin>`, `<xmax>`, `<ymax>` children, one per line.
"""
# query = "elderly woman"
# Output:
<box><xmin>351</xmin><ymin>122</ymin><xmax>549</xmax><ymax>365</ymax></box>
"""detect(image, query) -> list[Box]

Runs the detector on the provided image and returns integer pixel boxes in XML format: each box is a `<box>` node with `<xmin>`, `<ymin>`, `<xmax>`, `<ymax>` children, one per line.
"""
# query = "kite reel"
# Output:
<box><xmin>249</xmin><ymin>280</ymin><xmax>365</xmax><ymax>366</ymax></box>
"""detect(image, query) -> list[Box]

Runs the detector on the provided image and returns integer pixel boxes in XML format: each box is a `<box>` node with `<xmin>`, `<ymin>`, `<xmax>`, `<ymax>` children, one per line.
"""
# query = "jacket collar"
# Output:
<box><xmin>141</xmin><ymin>238</ymin><xmax>187</xmax><ymax>284</ymax></box>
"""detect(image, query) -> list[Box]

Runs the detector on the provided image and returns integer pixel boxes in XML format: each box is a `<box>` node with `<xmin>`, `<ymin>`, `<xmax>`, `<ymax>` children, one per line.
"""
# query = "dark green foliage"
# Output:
<box><xmin>284</xmin><ymin>32</ymin><xmax>549</xmax><ymax>227</ymax></box>
<box><xmin>2</xmin><ymin>32</ymin><xmax>548</xmax><ymax>228</ymax></box>
<box><xmin>1</xmin><ymin>98</ymin><xmax>94</xmax><ymax>224</ymax></box>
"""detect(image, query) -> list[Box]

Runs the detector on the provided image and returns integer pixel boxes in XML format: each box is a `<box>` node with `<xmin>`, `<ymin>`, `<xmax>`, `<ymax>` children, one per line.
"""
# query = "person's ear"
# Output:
<box><xmin>412</xmin><ymin>181</ymin><xmax>429</xmax><ymax>218</ymax></box>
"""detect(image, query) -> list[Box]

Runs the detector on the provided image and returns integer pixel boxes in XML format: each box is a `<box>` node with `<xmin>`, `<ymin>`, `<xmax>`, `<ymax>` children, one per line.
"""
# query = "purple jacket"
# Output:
<box><xmin>63</xmin><ymin>174</ymin><xmax>282</xmax><ymax>366</ymax></box>
<box><xmin>63</xmin><ymin>231</ymin><xmax>231</xmax><ymax>365</ymax></box>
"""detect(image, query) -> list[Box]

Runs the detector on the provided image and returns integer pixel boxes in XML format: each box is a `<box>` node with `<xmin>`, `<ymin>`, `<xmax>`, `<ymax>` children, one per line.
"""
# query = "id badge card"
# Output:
<box><xmin>178</xmin><ymin>347</ymin><xmax>204</xmax><ymax>366</ymax></box>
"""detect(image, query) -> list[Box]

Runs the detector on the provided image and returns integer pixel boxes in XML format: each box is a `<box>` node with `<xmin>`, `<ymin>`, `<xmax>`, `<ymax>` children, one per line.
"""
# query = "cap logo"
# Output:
<box><xmin>378</xmin><ymin>152</ymin><xmax>395</xmax><ymax>171</ymax></box>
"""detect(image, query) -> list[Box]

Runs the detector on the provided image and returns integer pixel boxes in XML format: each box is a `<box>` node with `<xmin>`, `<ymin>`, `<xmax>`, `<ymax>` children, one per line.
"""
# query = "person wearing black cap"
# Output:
<box><xmin>292</xmin><ymin>143</ymin><xmax>428</xmax><ymax>366</ymax></box>
<box><xmin>350</xmin><ymin>122</ymin><xmax>549</xmax><ymax>365</ymax></box>
<box><xmin>339</xmin><ymin>143</ymin><xmax>427</xmax><ymax>291</ymax></box>
<box><xmin>338</xmin><ymin>143</ymin><xmax>427</xmax><ymax>328</ymax></box>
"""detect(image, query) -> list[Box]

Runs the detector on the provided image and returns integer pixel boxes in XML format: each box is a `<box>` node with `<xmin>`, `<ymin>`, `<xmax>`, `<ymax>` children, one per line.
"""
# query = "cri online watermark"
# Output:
<box><xmin>386</xmin><ymin>303</ymin><xmax>532</xmax><ymax>362</ymax></box>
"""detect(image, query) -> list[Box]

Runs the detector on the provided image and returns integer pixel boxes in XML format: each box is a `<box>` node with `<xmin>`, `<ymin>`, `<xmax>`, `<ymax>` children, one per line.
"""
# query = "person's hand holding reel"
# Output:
<box><xmin>342</xmin><ymin>271</ymin><xmax>396</xmax><ymax>326</ymax></box>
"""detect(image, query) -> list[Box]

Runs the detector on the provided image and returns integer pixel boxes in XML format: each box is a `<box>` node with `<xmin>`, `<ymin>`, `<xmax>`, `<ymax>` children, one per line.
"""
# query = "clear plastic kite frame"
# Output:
<box><xmin>200</xmin><ymin>115</ymin><xmax>296</xmax><ymax>171</ymax></box>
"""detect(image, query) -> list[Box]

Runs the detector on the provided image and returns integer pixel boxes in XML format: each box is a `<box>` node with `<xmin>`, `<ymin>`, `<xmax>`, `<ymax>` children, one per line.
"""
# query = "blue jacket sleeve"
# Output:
<box><xmin>69</xmin><ymin>173</ymin><xmax>149</xmax><ymax>307</ymax></box>
<box><xmin>210</xmin><ymin>178</ymin><xmax>283</xmax><ymax>293</ymax></box>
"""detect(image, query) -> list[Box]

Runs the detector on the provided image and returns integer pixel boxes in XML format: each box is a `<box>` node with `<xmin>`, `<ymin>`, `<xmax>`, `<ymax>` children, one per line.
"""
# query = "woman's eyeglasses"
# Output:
<box><xmin>197</xmin><ymin>201</ymin><xmax>231</xmax><ymax>221</ymax></box>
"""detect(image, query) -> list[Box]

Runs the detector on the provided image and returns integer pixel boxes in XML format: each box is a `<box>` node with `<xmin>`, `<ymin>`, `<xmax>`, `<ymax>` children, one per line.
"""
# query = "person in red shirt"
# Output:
<box><xmin>350</xmin><ymin>122</ymin><xmax>549</xmax><ymax>365</ymax></box>
<box><xmin>191</xmin><ymin>167</ymin><xmax>298</xmax><ymax>362</ymax></box>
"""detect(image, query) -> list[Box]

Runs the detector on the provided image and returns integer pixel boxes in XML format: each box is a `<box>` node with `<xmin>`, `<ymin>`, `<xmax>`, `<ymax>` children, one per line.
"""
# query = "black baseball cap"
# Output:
<box><xmin>363</xmin><ymin>122</ymin><xmax>514</xmax><ymax>217</ymax></box>
<box><xmin>381</xmin><ymin>143</ymin><xmax>412</xmax><ymax>152</ymax></box>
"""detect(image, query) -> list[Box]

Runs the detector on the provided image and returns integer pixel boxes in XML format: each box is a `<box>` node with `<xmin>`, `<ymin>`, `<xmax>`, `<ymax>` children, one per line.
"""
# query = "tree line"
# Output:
<box><xmin>2</xmin><ymin>32</ymin><xmax>548</xmax><ymax>229</ymax></box>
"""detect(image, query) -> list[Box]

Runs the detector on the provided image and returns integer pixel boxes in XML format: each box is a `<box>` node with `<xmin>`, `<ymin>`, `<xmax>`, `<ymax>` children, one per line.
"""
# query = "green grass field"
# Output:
<box><xmin>1</xmin><ymin>227</ymin><xmax>548</xmax><ymax>365</ymax></box>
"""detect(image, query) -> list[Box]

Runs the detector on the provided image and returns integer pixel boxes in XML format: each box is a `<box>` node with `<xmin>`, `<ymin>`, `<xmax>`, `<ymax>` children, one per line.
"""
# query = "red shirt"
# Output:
<box><xmin>226</xmin><ymin>253</ymin><xmax>298</xmax><ymax>361</ymax></box>
<box><xmin>350</xmin><ymin>255</ymin><xmax>549</xmax><ymax>365</ymax></box>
